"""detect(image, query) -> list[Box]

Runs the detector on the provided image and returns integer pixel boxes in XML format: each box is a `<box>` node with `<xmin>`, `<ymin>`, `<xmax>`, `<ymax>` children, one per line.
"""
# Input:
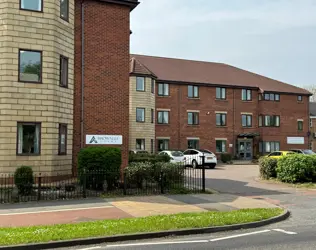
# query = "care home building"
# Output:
<box><xmin>0</xmin><ymin>0</ymin><xmax>139</xmax><ymax>175</ymax></box>
<box><xmin>129</xmin><ymin>55</ymin><xmax>311</xmax><ymax>159</ymax></box>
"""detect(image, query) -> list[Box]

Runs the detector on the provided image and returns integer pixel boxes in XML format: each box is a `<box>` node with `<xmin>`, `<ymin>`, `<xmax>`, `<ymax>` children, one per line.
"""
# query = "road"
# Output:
<box><xmin>60</xmin><ymin>165</ymin><xmax>316</xmax><ymax>249</ymax></box>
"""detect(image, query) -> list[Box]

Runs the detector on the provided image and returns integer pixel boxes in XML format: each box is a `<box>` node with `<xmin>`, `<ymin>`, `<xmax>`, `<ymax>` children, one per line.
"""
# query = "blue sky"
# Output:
<box><xmin>130</xmin><ymin>0</ymin><xmax>316</xmax><ymax>87</ymax></box>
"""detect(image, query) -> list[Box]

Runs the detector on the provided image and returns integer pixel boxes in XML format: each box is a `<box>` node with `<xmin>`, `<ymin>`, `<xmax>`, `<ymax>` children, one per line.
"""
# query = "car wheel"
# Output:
<box><xmin>209</xmin><ymin>163</ymin><xmax>216</xmax><ymax>169</ymax></box>
<box><xmin>192</xmin><ymin>160</ymin><xmax>198</xmax><ymax>169</ymax></box>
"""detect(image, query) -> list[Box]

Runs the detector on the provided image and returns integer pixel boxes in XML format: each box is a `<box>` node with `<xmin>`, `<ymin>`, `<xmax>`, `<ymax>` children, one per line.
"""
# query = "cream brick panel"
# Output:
<box><xmin>0</xmin><ymin>0</ymin><xmax>75</xmax><ymax>174</ymax></box>
<box><xmin>129</xmin><ymin>76</ymin><xmax>156</xmax><ymax>152</ymax></box>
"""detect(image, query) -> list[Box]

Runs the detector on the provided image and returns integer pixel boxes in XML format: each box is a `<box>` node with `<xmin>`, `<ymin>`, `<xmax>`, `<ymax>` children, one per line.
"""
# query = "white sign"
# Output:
<box><xmin>287</xmin><ymin>137</ymin><xmax>304</xmax><ymax>145</ymax></box>
<box><xmin>86</xmin><ymin>135</ymin><xmax>122</xmax><ymax>145</ymax></box>
<box><xmin>229</xmin><ymin>144</ymin><xmax>233</xmax><ymax>148</ymax></box>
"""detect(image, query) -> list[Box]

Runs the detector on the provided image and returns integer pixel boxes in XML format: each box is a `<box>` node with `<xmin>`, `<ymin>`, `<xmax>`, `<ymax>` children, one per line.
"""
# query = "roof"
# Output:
<box><xmin>310</xmin><ymin>102</ymin><xmax>316</xmax><ymax>116</ymax></box>
<box><xmin>129</xmin><ymin>58</ymin><xmax>157</xmax><ymax>77</ymax></box>
<box><xmin>130</xmin><ymin>54</ymin><xmax>311</xmax><ymax>95</ymax></box>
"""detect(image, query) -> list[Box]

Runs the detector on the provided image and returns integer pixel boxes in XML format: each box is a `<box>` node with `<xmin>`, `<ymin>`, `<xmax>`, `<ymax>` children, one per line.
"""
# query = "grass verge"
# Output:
<box><xmin>260</xmin><ymin>178</ymin><xmax>316</xmax><ymax>189</ymax></box>
<box><xmin>0</xmin><ymin>208</ymin><xmax>283</xmax><ymax>246</ymax></box>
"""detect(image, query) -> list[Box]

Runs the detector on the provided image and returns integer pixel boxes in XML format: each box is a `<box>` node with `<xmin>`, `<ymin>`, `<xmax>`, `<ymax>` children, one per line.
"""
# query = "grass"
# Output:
<box><xmin>261</xmin><ymin>178</ymin><xmax>316</xmax><ymax>189</ymax></box>
<box><xmin>0</xmin><ymin>208</ymin><xmax>283</xmax><ymax>246</ymax></box>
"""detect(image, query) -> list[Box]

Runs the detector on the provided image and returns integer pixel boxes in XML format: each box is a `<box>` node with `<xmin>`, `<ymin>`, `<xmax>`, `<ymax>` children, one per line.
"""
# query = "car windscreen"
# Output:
<box><xmin>303</xmin><ymin>150</ymin><xmax>316</xmax><ymax>155</ymax></box>
<box><xmin>171</xmin><ymin>151</ymin><xmax>184</xmax><ymax>157</ymax></box>
<box><xmin>199</xmin><ymin>149</ymin><xmax>213</xmax><ymax>154</ymax></box>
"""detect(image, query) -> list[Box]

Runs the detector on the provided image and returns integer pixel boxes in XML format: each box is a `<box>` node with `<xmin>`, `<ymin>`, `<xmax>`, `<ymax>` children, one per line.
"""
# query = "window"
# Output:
<box><xmin>58</xmin><ymin>124</ymin><xmax>67</xmax><ymax>155</ymax></box>
<box><xmin>242</xmin><ymin>89</ymin><xmax>252</xmax><ymax>101</ymax></box>
<box><xmin>216</xmin><ymin>140</ymin><xmax>226</xmax><ymax>153</ymax></box>
<box><xmin>136</xmin><ymin>77</ymin><xmax>145</xmax><ymax>91</ymax></box>
<box><xmin>150</xmin><ymin>139</ymin><xmax>154</xmax><ymax>154</ymax></box>
<box><xmin>136</xmin><ymin>139</ymin><xmax>145</xmax><ymax>150</ymax></box>
<box><xmin>20</xmin><ymin>0</ymin><xmax>42</xmax><ymax>12</ymax></box>
<box><xmin>259</xmin><ymin>141</ymin><xmax>280</xmax><ymax>153</ymax></box>
<box><xmin>263</xmin><ymin>93</ymin><xmax>280</xmax><ymax>101</ymax></box>
<box><xmin>188</xmin><ymin>140</ymin><xmax>199</xmax><ymax>149</ymax></box>
<box><xmin>157</xmin><ymin>111</ymin><xmax>169</xmax><ymax>124</ymax></box>
<box><xmin>298</xmin><ymin>120</ymin><xmax>303</xmax><ymax>131</ymax></box>
<box><xmin>60</xmin><ymin>0</ymin><xmax>69</xmax><ymax>21</ymax></box>
<box><xmin>216</xmin><ymin>87</ymin><xmax>226</xmax><ymax>100</ymax></box>
<box><xmin>17</xmin><ymin>122</ymin><xmax>41</xmax><ymax>155</ymax></box>
<box><xmin>151</xmin><ymin>79</ymin><xmax>155</xmax><ymax>94</ymax></box>
<box><xmin>158</xmin><ymin>139</ymin><xmax>169</xmax><ymax>151</ymax></box>
<box><xmin>242</xmin><ymin>114</ymin><xmax>252</xmax><ymax>127</ymax></box>
<box><xmin>310</xmin><ymin>118</ymin><xmax>312</xmax><ymax>128</ymax></box>
<box><xmin>136</xmin><ymin>108</ymin><xmax>145</xmax><ymax>122</ymax></box>
<box><xmin>216</xmin><ymin>113</ymin><xmax>226</xmax><ymax>126</ymax></box>
<box><xmin>158</xmin><ymin>83</ymin><xmax>169</xmax><ymax>96</ymax></box>
<box><xmin>188</xmin><ymin>112</ymin><xmax>199</xmax><ymax>125</ymax></box>
<box><xmin>60</xmin><ymin>55</ymin><xmax>68</xmax><ymax>88</ymax></box>
<box><xmin>188</xmin><ymin>85</ymin><xmax>199</xmax><ymax>98</ymax></box>
<box><xmin>297</xmin><ymin>95</ymin><xmax>303</xmax><ymax>102</ymax></box>
<box><xmin>259</xmin><ymin>115</ymin><xmax>280</xmax><ymax>127</ymax></box>
<box><xmin>19</xmin><ymin>50</ymin><xmax>42</xmax><ymax>83</ymax></box>
<box><xmin>151</xmin><ymin>109</ymin><xmax>154</xmax><ymax>123</ymax></box>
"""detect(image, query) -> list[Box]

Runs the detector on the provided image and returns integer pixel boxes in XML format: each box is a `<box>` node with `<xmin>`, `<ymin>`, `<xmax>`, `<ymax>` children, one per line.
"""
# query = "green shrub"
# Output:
<box><xmin>276</xmin><ymin>154</ymin><xmax>316</xmax><ymax>183</ymax></box>
<box><xmin>78</xmin><ymin>147</ymin><xmax>122</xmax><ymax>190</ymax></box>
<box><xmin>124</xmin><ymin>162</ymin><xmax>154</xmax><ymax>189</ymax></box>
<box><xmin>14</xmin><ymin>166</ymin><xmax>34</xmax><ymax>196</ymax></box>
<box><xmin>220</xmin><ymin>153</ymin><xmax>232</xmax><ymax>163</ymax></box>
<box><xmin>259</xmin><ymin>157</ymin><xmax>278</xmax><ymax>180</ymax></box>
<box><xmin>157</xmin><ymin>162</ymin><xmax>185</xmax><ymax>187</ymax></box>
<box><xmin>129</xmin><ymin>154</ymin><xmax>170</xmax><ymax>164</ymax></box>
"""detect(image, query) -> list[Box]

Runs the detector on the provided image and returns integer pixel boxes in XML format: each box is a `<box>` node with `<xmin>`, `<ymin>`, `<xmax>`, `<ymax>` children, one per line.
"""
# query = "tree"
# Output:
<box><xmin>302</xmin><ymin>85</ymin><xmax>316</xmax><ymax>102</ymax></box>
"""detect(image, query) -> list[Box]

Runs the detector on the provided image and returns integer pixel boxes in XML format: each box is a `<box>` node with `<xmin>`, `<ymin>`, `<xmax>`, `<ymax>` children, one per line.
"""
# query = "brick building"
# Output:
<box><xmin>129</xmin><ymin>55</ymin><xmax>311</xmax><ymax>159</ymax></box>
<box><xmin>0</xmin><ymin>0</ymin><xmax>138</xmax><ymax>174</ymax></box>
<box><xmin>309</xmin><ymin>102</ymin><xmax>316</xmax><ymax>151</ymax></box>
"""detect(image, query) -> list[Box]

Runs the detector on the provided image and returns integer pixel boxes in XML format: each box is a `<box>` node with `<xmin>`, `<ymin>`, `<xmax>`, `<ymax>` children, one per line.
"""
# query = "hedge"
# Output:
<box><xmin>220</xmin><ymin>153</ymin><xmax>232</xmax><ymax>163</ymax></box>
<box><xmin>14</xmin><ymin>166</ymin><xmax>34</xmax><ymax>196</ymax></box>
<box><xmin>259</xmin><ymin>157</ymin><xmax>278</xmax><ymax>180</ymax></box>
<box><xmin>276</xmin><ymin>154</ymin><xmax>316</xmax><ymax>183</ymax></box>
<box><xmin>78</xmin><ymin>147</ymin><xmax>122</xmax><ymax>190</ymax></box>
<box><xmin>129</xmin><ymin>153</ymin><xmax>170</xmax><ymax>164</ymax></box>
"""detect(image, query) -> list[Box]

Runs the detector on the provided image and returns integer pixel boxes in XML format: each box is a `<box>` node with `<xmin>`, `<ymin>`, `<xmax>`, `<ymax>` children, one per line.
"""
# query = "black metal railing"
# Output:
<box><xmin>0</xmin><ymin>161</ymin><xmax>205</xmax><ymax>204</ymax></box>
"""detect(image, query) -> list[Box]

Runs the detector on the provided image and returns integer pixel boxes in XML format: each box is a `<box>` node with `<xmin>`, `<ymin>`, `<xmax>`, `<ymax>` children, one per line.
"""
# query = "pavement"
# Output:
<box><xmin>0</xmin><ymin>192</ymin><xmax>277</xmax><ymax>227</ymax></box>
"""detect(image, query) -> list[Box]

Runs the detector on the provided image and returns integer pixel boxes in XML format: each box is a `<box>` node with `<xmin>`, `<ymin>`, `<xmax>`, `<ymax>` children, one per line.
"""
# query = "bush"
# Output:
<box><xmin>276</xmin><ymin>154</ymin><xmax>316</xmax><ymax>183</ymax></box>
<box><xmin>129</xmin><ymin>153</ymin><xmax>170</xmax><ymax>164</ymax></box>
<box><xmin>78</xmin><ymin>147</ymin><xmax>122</xmax><ymax>190</ymax></box>
<box><xmin>124</xmin><ymin>162</ymin><xmax>154</xmax><ymax>188</ymax></box>
<box><xmin>220</xmin><ymin>153</ymin><xmax>232</xmax><ymax>163</ymax></box>
<box><xmin>259</xmin><ymin>157</ymin><xmax>278</xmax><ymax>180</ymax></box>
<box><xmin>14</xmin><ymin>166</ymin><xmax>34</xmax><ymax>196</ymax></box>
<box><xmin>156</xmin><ymin>162</ymin><xmax>185</xmax><ymax>187</ymax></box>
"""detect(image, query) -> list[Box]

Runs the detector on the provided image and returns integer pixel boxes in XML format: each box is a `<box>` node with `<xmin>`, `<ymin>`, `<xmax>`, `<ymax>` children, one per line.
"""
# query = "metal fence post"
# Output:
<box><xmin>123</xmin><ymin>172</ymin><xmax>127</xmax><ymax>196</ymax></box>
<box><xmin>37</xmin><ymin>173</ymin><xmax>42</xmax><ymax>201</ymax></box>
<box><xmin>200</xmin><ymin>155</ymin><xmax>206</xmax><ymax>193</ymax></box>
<box><xmin>160</xmin><ymin>171</ymin><xmax>164</xmax><ymax>194</ymax></box>
<box><xmin>83</xmin><ymin>168</ymin><xmax>87</xmax><ymax>198</ymax></box>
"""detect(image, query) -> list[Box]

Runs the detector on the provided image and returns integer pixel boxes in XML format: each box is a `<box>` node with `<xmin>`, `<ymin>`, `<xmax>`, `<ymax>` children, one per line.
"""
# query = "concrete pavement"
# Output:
<box><xmin>0</xmin><ymin>193</ymin><xmax>277</xmax><ymax>227</ymax></box>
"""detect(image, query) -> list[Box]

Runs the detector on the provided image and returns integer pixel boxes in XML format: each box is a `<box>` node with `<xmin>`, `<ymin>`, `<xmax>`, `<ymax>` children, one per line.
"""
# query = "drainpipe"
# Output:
<box><xmin>232</xmin><ymin>88</ymin><xmax>235</xmax><ymax>157</ymax></box>
<box><xmin>80</xmin><ymin>0</ymin><xmax>85</xmax><ymax>149</ymax></box>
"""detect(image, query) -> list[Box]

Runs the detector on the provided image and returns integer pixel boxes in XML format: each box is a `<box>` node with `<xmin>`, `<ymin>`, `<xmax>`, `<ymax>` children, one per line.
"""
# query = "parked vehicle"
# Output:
<box><xmin>158</xmin><ymin>150</ymin><xmax>185</xmax><ymax>164</ymax></box>
<box><xmin>289</xmin><ymin>149</ymin><xmax>316</xmax><ymax>155</ymax></box>
<box><xmin>183</xmin><ymin>149</ymin><xmax>217</xmax><ymax>169</ymax></box>
<box><xmin>129</xmin><ymin>150</ymin><xmax>149</xmax><ymax>155</ymax></box>
<box><xmin>265</xmin><ymin>151</ymin><xmax>296</xmax><ymax>159</ymax></box>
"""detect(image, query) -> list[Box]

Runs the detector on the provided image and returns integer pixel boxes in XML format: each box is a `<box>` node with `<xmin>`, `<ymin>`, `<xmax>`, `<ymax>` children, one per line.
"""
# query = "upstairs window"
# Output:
<box><xmin>298</xmin><ymin>120</ymin><xmax>303</xmax><ymax>131</ymax></box>
<box><xmin>297</xmin><ymin>95</ymin><xmax>303</xmax><ymax>102</ymax></box>
<box><xmin>216</xmin><ymin>87</ymin><xmax>226</xmax><ymax>100</ymax></box>
<box><xmin>157</xmin><ymin>111</ymin><xmax>169</xmax><ymax>124</ymax></box>
<box><xmin>188</xmin><ymin>85</ymin><xmax>199</xmax><ymax>98</ymax></box>
<box><xmin>136</xmin><ymin>108</ymin><xmax>145</xmax><ymax>122</ymax></box>
<box><xmin>60</xmin><ymin>0</ymin><xmax>69</xmax><ymax>21</ymax></box>
<box><xmin>136</xmin><ymin>77</ymin><xmax>145</xmax><ymax>91</ymax></box>
<box><xmin>60</xmin><ymin>55</ymin><xmax>68</xmax><ymax>88</ymax></box>
<box><xmin>242</xmin><ymin>114</ymin><xmax>252</xmax><ymax>127</ymax></box>
<box><xmin>216</xmin><ymin>113</ymin><xmax>227</xmax><ymax>126</ymax></box>
<box><xmin>151</xmin><ymin>79</ymin><xmax>155</xmax><ymax>94</ymax></box>
<box><xmin>242</xmin><ymin>89</ymin><xmax>252</xmax><ymax>101</ymax></box>
<box><xmin>263</xmin><ymin>93</ymin><xmax>280</xmax><ymax>101</ymax></box>
<box><xmin>158</xmin><ymin>83</ymin><xmax>169</xmax><ymax>96</ymax></box>
<box><xmin>188</xmin><ymin>112</ymin><xmax>199</xmax><ymax>125</ymax></box>
<box><xmin>259</xmin><ymin>115</ymin><xmax>280</xmax><ymax>127</ymax></box>
<box><xmin>19</xmin><ymin>50</ymin><xmax>42</xmax><ymax>83</ymax></box>
<box><xmin>20</xmin><ymin>0</ymin><xmax>43</xmax><ymax>12</ymax></box>
<box><xmin>58</xmin><ymin>124</ymin><xmax>67</xmax><ymax>155</ymax></box>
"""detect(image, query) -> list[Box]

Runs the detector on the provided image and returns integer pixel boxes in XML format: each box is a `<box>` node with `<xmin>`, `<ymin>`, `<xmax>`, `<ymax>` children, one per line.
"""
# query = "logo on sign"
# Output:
<box><xmin>89</xmin><ymin>136</ymin><xmax>98</xmax><ymax>144</ymax></box>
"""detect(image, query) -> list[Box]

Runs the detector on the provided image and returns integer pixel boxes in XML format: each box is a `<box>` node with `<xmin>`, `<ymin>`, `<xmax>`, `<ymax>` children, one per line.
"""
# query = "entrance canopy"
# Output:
<box><xmin>238</xmin><ymin>132</ymin><xmax>260</xmax><ymax>138</ymax></box>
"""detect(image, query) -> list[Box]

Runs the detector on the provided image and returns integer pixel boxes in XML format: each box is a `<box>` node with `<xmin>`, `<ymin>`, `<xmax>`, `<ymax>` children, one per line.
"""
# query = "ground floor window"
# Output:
<box><xmin>151</xmin><ymin>139</ymin><xmax>154</xmax><ymax>154</ymax></box>
<box><xmin>259</xmin><ymin>141</ymin><xmax>280</xmax><ymax>153</ymax></box>
<box><xmin>158</xmin><ymin>139</ymin><xmax>169</xmax><ymax>151</ymax></box>
<box><xmin>136</xmin><ymin>139</ymin><xmax>145</xmax><ymax>150</ymax></box>
<box><xmin>188</xmin><ymin>139</ymin><xmax>199</xmax><ymax>149</ymax></box>
<box><xmin>58</xmin><ymin>124</ymin><xmax>67</xmax><ymax>155</ymax></box>
<box><xmin>17</xmin><ymin>122</ymin><xmax>41</xmax><ymax>155</ymax></box>
<box><xmin>216</xmin><ymin>140</ymin><xmax>226</xmax><ymax>153</ymax></box>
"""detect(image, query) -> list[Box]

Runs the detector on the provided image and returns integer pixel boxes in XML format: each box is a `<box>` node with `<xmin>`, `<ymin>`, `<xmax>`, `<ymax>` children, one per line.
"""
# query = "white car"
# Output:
<box><xmin>158</xmin><ymin>150</ymin><xmax>185</xmax><ymax>164</ymax></box>
<box><xmin>183</xmin><ymin>149</ymin><xmax>217</xmax><ymax>169</ymax></box>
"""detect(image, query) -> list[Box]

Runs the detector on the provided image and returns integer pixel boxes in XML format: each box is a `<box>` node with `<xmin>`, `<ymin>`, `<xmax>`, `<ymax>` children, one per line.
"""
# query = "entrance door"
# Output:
<box><xmin>238</xmin><ymin>140</ymin><xmax>253</xmax><ymax>160</ymax></box>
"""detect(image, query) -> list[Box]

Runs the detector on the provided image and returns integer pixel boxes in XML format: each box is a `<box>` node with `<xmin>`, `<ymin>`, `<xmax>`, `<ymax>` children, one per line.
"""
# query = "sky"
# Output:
<box><xmin>130</xmin><ymin>0</ymin><xmax>316</xmax><ymax>87</ymax></box>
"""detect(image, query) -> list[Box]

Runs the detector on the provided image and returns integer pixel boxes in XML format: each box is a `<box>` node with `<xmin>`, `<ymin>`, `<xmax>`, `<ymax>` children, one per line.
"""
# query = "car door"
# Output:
<box><xmin>268</xmin><ymin>152</ymin><xmax>281</xmax><ymax>159</ymax></box>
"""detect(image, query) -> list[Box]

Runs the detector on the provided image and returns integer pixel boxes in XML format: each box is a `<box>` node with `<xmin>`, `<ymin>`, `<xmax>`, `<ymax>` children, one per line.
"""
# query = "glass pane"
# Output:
<box><xmin>264</xmin><ymin>93</ymin><xmax>270</xmax><ymax>100</ymax></box>
<box><xmin>60</xmin><ymin>0</ymin><xmax>69</xmax><ymax>20</ymax></box>
<box><xmin>151</xmin><ymin>79</ymin><xmax>155</xmax><ymax>93</ymax></box>
<box><xmin>188</xmin><ymin>113</ymin><xmax>193</xmax><ymax>125</ymax></box>
<box><xmin>188</xmin><ymin>86</ymin><xmax>193</xmax><ymax>97</ymax></box>
<box><xmin>19</xmin><ymin>50</ymin><xmax>41</xmax><ymax>82</ymax></box>
<box><xmin>216</xmin><ymin>88</ymin><xmax>221</xmax><ymax>98</ymax></box>
<box><xmin>221</xmin><ymin>114</ymin><xmax>226</xmax><ymax>126</ymax></box>
<box><xmin>222</xmin><ymin>141</ymin><xmax>226</xmax><ymax>152</ymax></box>
<box><xmin>265</xmin><ymin>116</ymin><xmax>270</xmax><ymax>126</ymax></box>
<box><xmin>164</xmin><ymin>84</ymin><xmax>169</xmax><ymax>96</ymax></box>
<box><xmin>242</xmin><ymin>115</ymin><xmax>246</xmax><ymax>126</ymax></box>
<box><xmin>275</xmin><ymin>142</ymin><xmax>280</xmax><ymax>151</ymax></box>
<box><xmin>242</xmin><ymin>89</ymin><xmax>246</xmax><ymax>100</ymax></box>
<box><xmin>158</xmin><ymin>84</ymin><xmax>163</xmax><ymax>95</ymax></box>
<box><xmin>20</xmin><ymin>124</ymin><xmax>39</xmax><ymax>154</ymax></box>
<box><xmin>216</xmin><ymin>114</ymin><xmax>221</xmax><ymax>126</ymax></box>
<box><xmin>194</xmin><ymin>86</ymin><xmax>199</xmax><ymax>97</ymax></box>
<box><xmin>136</xmin><ymin>108</ymin><xmax>144</xmax><ymax>121</ymax></box>
<box><xmin>275</xmin><ymin>94</ymin><xmax>280</xmax><ymax>101</ymax></box>
<box><xmin>221</xmin><ymin>88</ymin><xmax>226</xmax><ymax>99</ymax></box>
<box><xmin>136</xmin><ymin>77</ymin><xmax>144</xmax><ymax>91</ymax></box>
<box><xmin>271</xmin><ymin>142</ymin><xmax>275</xmax><ymax>152</ymax></box>
<box><xmin>270</xmin><ymin>93</ymin><xmax>274</xmax><ymax>101</ymax></box>
<box><xmin>265</xmin><ymin>142</ymin><xmax>271</xmax><ymax>152</ymax></box>
<box><xmin>194</xmin><ymin>113</ymin><xmax>199</xmax><ymax>124</ymax></box>
<box><xmin>259</xmin><ymin>142</ymin><xmax>263</xmax><ymax>152</ymax></box>
<box><xmin>259</xmin><ymin>116</ymin><xmax>262</xmax><ymax>127</ymax></box>
<box><xmin>216</xmin><ymin>141</ymin><xmax>221</xmax><ymax>152</ymax></box>
<box><xmin>247</xmin><ymin>90</ymin><xmax>251</xmax><ymax>100</ymax></box>
<box><xmin>275</xmin><ymin>116</ymin><xmax>280</xmax><ymax>126</ymax></box>
<box><xmin>158</xmin><ymin>112</ymin><xmax>162</xmax><ymax>123</ymax></box>
<box><xmin>163</xmin><ymin>112</ymin><xmax>169</xmax><ymax>124</ymax></box>
<box><xmin>247</xmin><ymin>115</ymin><xmax>252</xmax><ymax>126</ymax></box>
<box><xmin>21</xmin><ymin>0</ymin><xmax>42</xmax><ymax>11</ymax></box>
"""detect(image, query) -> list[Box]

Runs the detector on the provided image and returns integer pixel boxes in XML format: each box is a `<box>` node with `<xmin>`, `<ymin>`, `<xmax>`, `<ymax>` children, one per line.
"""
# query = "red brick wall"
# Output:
<box><xmin>73</xmin><ymin>1</ymin><xmax>131</xmax><ymax>173</ymax></box>
<box><xmin>156</xmin><ymin>83</ymin><xmax>309</xmax><ymax>155</ymax></box>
